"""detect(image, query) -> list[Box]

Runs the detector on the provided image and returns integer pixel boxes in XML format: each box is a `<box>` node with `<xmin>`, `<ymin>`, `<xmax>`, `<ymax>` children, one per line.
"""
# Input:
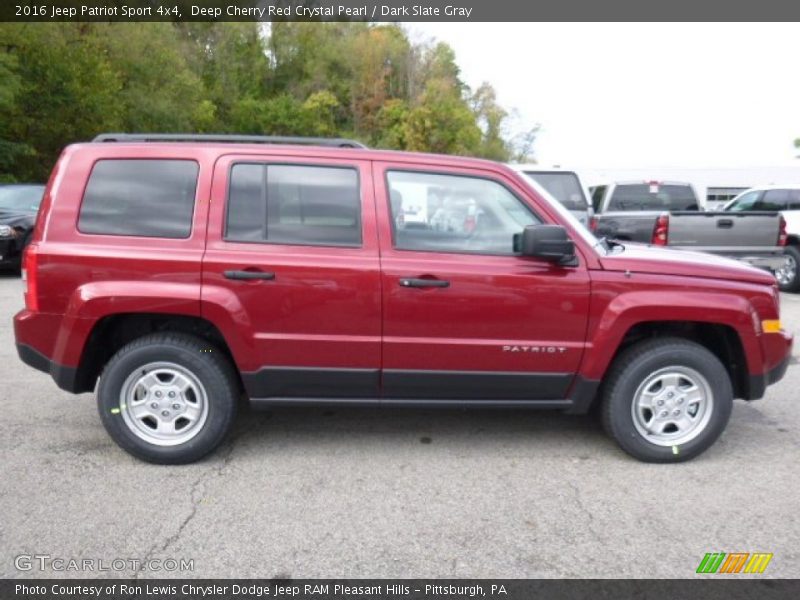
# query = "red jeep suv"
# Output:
<box><xmin>14</xmin><ymin>134</ymin><xmax>793</xmax><ymax>464</ymax></box>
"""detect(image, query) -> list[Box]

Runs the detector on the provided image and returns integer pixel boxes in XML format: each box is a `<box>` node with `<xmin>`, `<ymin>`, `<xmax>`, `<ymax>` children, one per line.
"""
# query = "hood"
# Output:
<box><xmin>599</xmin><ymin>243</ymin><xmax>776</xmax><ymax>285</ymax></box>
<box><xmin>0</xmin><ymin>211</ymin><xmax>35</xmax><ymax>228</ymax></box>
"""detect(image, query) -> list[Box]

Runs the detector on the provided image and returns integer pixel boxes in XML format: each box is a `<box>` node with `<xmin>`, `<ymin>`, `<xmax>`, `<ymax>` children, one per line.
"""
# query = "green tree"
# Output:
<box><xmin>404</xmin><ymin>79</ymin><xmax>482</xmax><ymax>155</ymax></box>
<box><xmin>0</xmin><ymin>45</ymin><xmax>28</xmax><ymax>181</ymax></box>
<box><xmin>375</xmin><ymin>99</ymin><xmax>410</xmax><ymax>149</ymax></box>
<box><xmin>0</xmin><ymin>22</ymin><xmax>527</xmax><ymax>180</ymax></box>
<box><xmin>96</xmin><ymin>23</ymin><xmax>208</xmax><ymax>132</ymax></box>
<box><xmin>0</xmin><ymin>24</ymin><xmax>122</xmax><ymax>181</ymax></box>
<box><xmin>471</xmin><ymin>82</ymin><xmax>511</xmax><ymax>161</ymax></box>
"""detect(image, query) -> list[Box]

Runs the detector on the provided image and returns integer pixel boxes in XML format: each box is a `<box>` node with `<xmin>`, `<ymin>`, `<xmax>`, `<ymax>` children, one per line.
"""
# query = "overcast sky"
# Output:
<box><xmin>409</xmin><ymin>23</ymin><xmax>800</xmax><ymax>168</ymax></box>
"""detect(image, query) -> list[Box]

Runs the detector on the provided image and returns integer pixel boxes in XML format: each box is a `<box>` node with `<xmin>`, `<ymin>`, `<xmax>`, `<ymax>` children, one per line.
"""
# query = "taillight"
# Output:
<box><xmin>589</xmin><ymin>216</ymin><xmax>598</xmax><ymax>232</ymax></box>
<box><xmin>22</xmin><ymin>244</ymin><xmax>38</xmax><ymax>312</ymax></box>
<box><xmin>652</xmin><ymin>214</ymin><xmax>669</xmax><ymax>246</ymax></box>
<box><xmin>778</xmin><ymin>214</ymin><xmax>787</xmax><ymax>246</ymax></box>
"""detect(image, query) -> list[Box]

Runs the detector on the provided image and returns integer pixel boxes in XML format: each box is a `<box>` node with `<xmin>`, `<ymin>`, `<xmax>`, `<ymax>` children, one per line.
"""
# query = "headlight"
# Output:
<box><xmin>0</xmin><ymin>225</ymin><xmax>14</xmax><ymax>238</ymax></box>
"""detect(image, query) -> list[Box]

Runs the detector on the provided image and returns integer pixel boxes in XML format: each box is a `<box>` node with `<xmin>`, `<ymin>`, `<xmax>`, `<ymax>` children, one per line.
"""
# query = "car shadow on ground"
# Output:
<box><xmin>221</xmin><ymin>402</ymin><xmax>614</xmax><ymax>457</ymax></box>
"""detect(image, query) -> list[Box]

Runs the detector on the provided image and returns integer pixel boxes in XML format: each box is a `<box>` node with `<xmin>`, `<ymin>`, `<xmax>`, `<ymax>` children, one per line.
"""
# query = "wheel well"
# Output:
<box><xmin>609</xmin><ymin>321</ymin><xmax>749</xmax><ymax>400</ymax></box>
<box><xmin>785</xmin><ymin>235</ymin><xmax>800</xmax><ymax>247</ymax></box>
<box><xmin>74</xmin><ymin>313</ymin><xmax>241</xmax><ymax>394</ymax></box>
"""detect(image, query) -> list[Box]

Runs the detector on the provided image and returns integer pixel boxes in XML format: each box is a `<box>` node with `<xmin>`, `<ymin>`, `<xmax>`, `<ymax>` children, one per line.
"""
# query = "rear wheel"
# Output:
<box><xmin>601</xmin><ymin>337</ymin><xmax>733</xmax><ymax>462</ymax></box>
<box><xmin>97</xmin><ymin>333</ymin><xmax>238</xmax><ymax>464</ymax></box>
<box><xmin>775</xmin><ymin>246</ymin><xmax>800</xmax><ymax>292</ymax></box>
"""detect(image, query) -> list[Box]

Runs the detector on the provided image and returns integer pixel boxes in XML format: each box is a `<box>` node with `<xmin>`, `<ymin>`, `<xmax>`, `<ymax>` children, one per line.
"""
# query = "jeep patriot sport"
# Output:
<box><xmin>14</xmin><ymin>134</ymin><xmax>793</xmax><ymax>464</ymax></box>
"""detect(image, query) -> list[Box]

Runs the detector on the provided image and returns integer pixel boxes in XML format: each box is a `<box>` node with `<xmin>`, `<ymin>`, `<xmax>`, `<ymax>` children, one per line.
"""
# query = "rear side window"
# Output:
<box><xmin>726</xmin><ymin>190</ymin><xmax>762</xmax><ymax>212</ymax></box>
<box><xmin>608</xmin><ymin>184</ymin><xmax>698</xmax><ymax>211</ymax></box>
<box><xmin>525</xmin><ymin>172</ymin><xmax>588</xmax><ymax>210</ymax></box>
<box><xmin>758</xmin><ymin>189</ymin><xmax>791</xmax><ymax>211</ymax></box>
<box><xmin>226</xmin><ymin>164</ymin><xmax>361</xmax><ymax>247</ymax></box>
<box><xmin>79</xmin><ymin>159</ymin><xmax>198</xmax><ymax>238</ymax></box>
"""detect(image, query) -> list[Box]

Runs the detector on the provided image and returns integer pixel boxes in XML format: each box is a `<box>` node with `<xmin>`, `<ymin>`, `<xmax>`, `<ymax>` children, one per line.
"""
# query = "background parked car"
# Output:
<box><xmin>0</xmin><ymin>184</ymin><xmax>45</xmax><ymax>271</ymax></box>
<box><xmin>511</xmin><ymin>165</ymin><xmax>593</xmax><ymax>227</ymax></box>
<box><xmin>724</xmin><ymin>185</ymin><xmax>800</xmax><ymax>291</ymax></box>
<box><xmin>589</xmin><ymin>180</ymin><xmax>788</xmax><ymax>281</ymax></box>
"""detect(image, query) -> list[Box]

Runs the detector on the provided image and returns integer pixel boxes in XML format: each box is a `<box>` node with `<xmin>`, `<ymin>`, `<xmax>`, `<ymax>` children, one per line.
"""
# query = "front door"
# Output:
<box><xmin>375</xmin><ymin>163</ymin><xmax>591</xmax><ymax>401</ymax></box>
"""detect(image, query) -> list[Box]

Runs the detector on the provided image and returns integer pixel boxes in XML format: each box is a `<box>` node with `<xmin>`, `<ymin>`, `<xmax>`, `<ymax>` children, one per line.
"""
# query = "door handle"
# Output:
<box><xmin>224</xmin><ymin>270</ymin><xmax>276</xmax><ymax>281</ymax></box>
<box><xmin>399</xmin><ymin>277</ymin><xmax>450</xmax><ymax>288</ymax></box>
<box><xmin>717</xmin><ymin>219</ymin><xmax>734</xmax><ymax>228</ymax></box>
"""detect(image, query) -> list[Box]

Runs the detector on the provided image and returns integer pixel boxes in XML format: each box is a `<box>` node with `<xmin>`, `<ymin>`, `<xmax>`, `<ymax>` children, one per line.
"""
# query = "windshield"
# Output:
<box><xmin>0</xmin><ymin>185</ymin><xmax>44</xmax><ymax>212</ymax></box>
<box><xmin>524</xmin><ymin>171</ymin><xmax>588</xmax><ymax>211</ymax></box>
<box><xmin>608</xmin><ymin>184</ymin><xmax>698</xmax><ymax>211</ymax></box>
<box><xmin>519</xmin><ymin>176</ymin><xmax>605</xmax><ymax>254</ymax></box>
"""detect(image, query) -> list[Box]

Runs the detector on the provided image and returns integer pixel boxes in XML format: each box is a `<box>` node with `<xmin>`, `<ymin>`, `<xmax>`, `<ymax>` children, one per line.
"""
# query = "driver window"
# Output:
<box><xmin>386</xmin><ymin>170</ymin><xmax>540</xmax><ymax>255</ymax></box>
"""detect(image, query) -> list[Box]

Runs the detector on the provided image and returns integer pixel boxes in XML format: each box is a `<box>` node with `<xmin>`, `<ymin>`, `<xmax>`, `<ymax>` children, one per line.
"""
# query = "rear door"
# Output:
<box><xmin>202</xmin><ymin>153</ymin><xmax>381</xmax><ymax>399</ymax></box>
<box><xmin>375</xmin><ymin>162</ymin><xmax>591</xmax><ymax>402</ymax></box>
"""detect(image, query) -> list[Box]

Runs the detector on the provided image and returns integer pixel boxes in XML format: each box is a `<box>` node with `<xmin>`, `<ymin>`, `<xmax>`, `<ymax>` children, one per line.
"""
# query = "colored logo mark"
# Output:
<box><xmin>696</xmin><ymin>552</ymin><xmax>773</xmax><ymax>574</ymax></box>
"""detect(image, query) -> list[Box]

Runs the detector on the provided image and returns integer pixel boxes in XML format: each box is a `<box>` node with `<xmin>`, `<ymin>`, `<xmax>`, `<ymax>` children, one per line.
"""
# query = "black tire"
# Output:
<box><xmin>97</xmin><ymin>333</ymin><xmax>238</xmax><ymax>464</ymax></box>
<box><xmin>601</xmin><ymin>337</ymin><xmax>733</xmax><ymax>463</ymax></box>
<box><xmin>777</xmin><ymin>246</ymin><xmax>800</xmax><ymax>293</ymax></box>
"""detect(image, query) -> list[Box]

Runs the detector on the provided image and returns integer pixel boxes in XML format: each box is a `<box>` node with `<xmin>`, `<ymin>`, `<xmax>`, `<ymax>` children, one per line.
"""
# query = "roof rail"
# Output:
<box><xmin>92</xmin><ymin>133</ymin><xmax>367</xmax><ymax>149</ymax></box>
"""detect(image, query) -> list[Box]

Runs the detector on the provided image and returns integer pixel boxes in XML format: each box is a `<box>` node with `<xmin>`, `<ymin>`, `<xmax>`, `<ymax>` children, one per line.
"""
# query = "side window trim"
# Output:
<box><xmin>384</xmin><ymin>168</ymin><xmax>541</xmax><ymax>257</ymax></box>
<box><xmin>223</xmin><ymin>161</ymin><xmax>363</xmax><ymax>248</ymax></box>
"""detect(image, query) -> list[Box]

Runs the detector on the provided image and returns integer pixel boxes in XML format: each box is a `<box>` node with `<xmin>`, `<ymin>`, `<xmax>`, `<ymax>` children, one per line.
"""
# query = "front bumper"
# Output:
<box><xmin>746</xmin><ymin>331</ymin><xmax>793</xmax><ymax>400</ymax></box>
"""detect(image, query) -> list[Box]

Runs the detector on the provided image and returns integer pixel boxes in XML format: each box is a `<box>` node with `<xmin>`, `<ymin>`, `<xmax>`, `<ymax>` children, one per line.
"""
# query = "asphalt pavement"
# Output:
<box><xmin>1</xmin><ymin>272</ymin><xmax>798</xmax><ymax>579</ymax></box>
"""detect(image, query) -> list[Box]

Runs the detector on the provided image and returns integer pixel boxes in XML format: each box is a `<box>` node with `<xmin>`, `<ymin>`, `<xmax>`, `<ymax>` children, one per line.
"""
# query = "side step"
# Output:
<box><xmin>249</xmin><ymin>397</ymin><xmax>573</xmax><ymax>410</ymax></box>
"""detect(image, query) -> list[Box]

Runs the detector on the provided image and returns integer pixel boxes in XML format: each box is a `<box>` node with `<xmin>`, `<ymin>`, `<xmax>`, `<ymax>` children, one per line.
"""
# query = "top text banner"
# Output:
<box><xmin>5</xmin><ymin>0</ymin><xmax>800</xmax><ymax>22</ymax></box>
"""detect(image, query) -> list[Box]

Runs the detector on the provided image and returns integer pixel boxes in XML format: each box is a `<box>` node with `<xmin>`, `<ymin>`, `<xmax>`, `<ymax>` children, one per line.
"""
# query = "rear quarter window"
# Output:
<box><xmin>78</xmin><ymin>159</ymin><xmax>199</xmax><ymax>238</ymax></box>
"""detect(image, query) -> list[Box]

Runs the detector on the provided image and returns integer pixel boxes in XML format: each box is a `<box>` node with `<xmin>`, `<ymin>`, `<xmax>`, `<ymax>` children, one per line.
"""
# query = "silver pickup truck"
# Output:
<box><xmin>590</xmin><ymin>181</ymin><xmax>789</xmax><ymax>281</ymax></box>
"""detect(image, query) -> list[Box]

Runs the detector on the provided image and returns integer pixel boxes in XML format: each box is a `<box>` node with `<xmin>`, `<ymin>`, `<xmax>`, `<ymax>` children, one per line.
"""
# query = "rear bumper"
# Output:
<box><xmin>16</xmin><ymin>343</ymin><xmax>82</xmax><ymax>393</ymax></box>
<box><xmin>737</xmin><ymin>254</ymin><xmax>789</xmax><ymax>272</ymax></box>
<box><xmin>0</xmin><ymin>238</ymin><xmax>21</xmax><ymax>267</ymax></box>
<box><xmin>671</xmin><ymin>247</ymin><xmax>787</xmax><ymax>272</ymax></box>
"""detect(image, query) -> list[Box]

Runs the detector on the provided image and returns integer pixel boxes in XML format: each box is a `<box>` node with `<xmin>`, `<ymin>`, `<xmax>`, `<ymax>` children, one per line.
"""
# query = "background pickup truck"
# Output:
<box><xmin>590</xmin><ymin>181</ymin><xmax>789</xmax><ymax>283</ymax></box>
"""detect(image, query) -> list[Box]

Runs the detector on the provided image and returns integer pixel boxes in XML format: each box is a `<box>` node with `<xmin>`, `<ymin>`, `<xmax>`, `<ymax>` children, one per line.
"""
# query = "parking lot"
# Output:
<box><xmin>0</xmin><ymin>271</ymin><xmax>798</xmax><ymax>579</ymax></box>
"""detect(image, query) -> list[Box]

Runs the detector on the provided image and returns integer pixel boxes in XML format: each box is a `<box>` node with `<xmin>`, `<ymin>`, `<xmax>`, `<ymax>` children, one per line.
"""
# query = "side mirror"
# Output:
<box><xmin>515</xmin><ymin>224</ymin><xmax>577</xmax><ymax>265</ymax></box>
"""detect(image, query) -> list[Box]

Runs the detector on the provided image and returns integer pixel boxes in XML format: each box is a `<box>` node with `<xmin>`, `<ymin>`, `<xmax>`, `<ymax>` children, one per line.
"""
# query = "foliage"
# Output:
<box><xmin>0</xmin><ymin>22</ymin><xmax>529</xmax><ymax>182</ymax></box>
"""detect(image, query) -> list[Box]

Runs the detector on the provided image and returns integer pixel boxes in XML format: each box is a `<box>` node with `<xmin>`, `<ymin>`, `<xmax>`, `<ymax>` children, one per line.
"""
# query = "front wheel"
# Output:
<box><xmin>601</xmin><ymin>338</ymin><xmax>733</xmax><ymax>462</ymax></box>
<box><xmin>775</xmin><ymin>246</ymin><xmax>800</xmax><ymax>293</ymax></box>
<box><xmin>97</xmin><ymin>333</ymin><xmax>238</xmax><ymax>464</ymax></box>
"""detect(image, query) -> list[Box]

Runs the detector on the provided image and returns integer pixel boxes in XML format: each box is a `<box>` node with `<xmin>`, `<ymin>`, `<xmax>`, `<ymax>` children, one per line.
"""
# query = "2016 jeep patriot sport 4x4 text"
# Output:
<box><xmin>14</xmin><ymin>134</ymin><xmax>793</xmax><ymax>464</ymax></box>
